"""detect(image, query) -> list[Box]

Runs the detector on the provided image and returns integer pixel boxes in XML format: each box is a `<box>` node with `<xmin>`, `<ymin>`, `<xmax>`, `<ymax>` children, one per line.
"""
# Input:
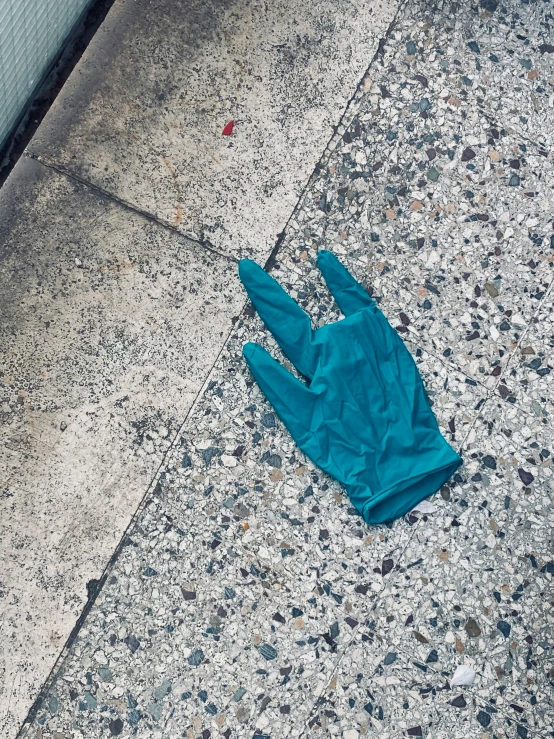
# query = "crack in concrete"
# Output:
<box><xmin>263</xmin><ymin>0</ymin><xmax>410</xmax><ymax>276</ymax></box>
<box><xmin>17</xmin><ymin>302</ymin><xmax>245</xmax><ymax>736</ymax></box>
<box><xmin>23</xmin><ymin>151</ymin><xmax>238</xmax><ymax>265</ymax></box>
<box><xmin>14</xmin><ymin>4</ymin><xmax>444</xmax><ymax>735</ymax></box>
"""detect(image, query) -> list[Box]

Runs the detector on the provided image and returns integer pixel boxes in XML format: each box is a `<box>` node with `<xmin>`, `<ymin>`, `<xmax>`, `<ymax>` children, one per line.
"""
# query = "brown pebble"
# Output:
<box><xmin>465</xmin><ymin>618</ymin><xmax>482</xmax><ymax>637</ymax></box>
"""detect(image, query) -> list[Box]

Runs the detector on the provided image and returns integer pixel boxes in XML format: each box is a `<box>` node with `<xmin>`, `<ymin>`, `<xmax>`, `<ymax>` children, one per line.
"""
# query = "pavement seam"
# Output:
<box><xmin>22</xmin><ymin>151</ymin><xmax>238</xmax><ymax>264</ymax></box>
<box><xmin>16</xmin><ymin>10</ymin><xmax>416</xmax><ymax>729</ymax></box>
<box><xmin>16</xmin><ymin>307</ymin><xmax>245</xmax><ymax>737</ymax></box>
<box><xmin>489</xmin><ymin>274</ymin><xmax>554</xmax><ymax>397</ymax></box>
<box><xmin>263</xmin><ymin>0</ymin><xmax>410</xmax><ymax>275</ymax></box>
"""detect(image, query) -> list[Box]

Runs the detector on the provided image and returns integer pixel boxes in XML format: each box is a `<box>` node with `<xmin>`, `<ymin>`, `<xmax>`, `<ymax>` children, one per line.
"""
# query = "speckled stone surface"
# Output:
<box><xmin>306</xmin><ymin>634</ymin><xmax>539</xmax><ymax>738</ymax></box>
<box><xmin>10</xmin><ymin>0</ymin><xmax>554</xmax><ymax>738</ymax></box>
<box><xmin>27</xmin><ymin>0</ymin><xmax>399</xmax><ymax>261</ymax></box>
<box><xmin>0</xmin><ymin>156</ymin><xmax>244</xmax><ymax>738</ymax></box>
<box><xmin>498</xmin><ymin>298</ymin><xmax>554</xmax><ymax>421</ymax></box>
<box><xmin>276</xmin><ymin>0</ymin><xmax>554</xmax><ymax>384</ymax></box>
<box><xmin>367</xmin><ymin>397</ymin><xmax>554</xmax><ymax>735</ymax></box>
<box><xmin>427</xmin><ymin>0</ymin><xmax>554</xmax><ymax>147</ymax></box>
<box><xmin>16</xmin><ymin>311</ymin><xmax>487</xmax><ymax>738</ymax></box>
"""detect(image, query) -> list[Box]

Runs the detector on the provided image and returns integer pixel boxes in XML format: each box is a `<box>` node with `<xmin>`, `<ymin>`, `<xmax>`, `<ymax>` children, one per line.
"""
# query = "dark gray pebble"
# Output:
<box><xmin>109</xmin><ymin>718</ymin><xmax>124</xmax><ymax>735</ymax></box>
<box><xmin>257</xmin><ymin>643</ymin><xmax>278</xmax><ymax>660</ymax></box>
<box><xmin>497</xmin><ymin>620</ymin><xmax>511</xmax><ymax>638</ymax></box>
<box><xmin>261</xmin><ymin>412</ymin><xmax>276</xmax><ymax>428</ymax></box>
<box><xmin>188</xmin><ymin>649</ymin><xmax>205</xmax><ymax>666</ymax></box>
<box><xmin>518</xmin><ymin>468</ymin><xmax>534</xmax><ymax>485</ymax></box>
<box><xmin>476</xmin><ymin>710</ymin><xmax>491</xmax><ymax>727</ymax></box>
<box><xmin>124</xmin><ymin>635</ymin><xmax>140</xmax><ymax>654</ymax></box>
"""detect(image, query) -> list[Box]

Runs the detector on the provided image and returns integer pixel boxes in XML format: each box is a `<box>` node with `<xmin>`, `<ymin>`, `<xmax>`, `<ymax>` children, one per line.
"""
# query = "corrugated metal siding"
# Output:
<box><xmin>0</xmin><ymin>0</ymin><xmax>92</xmax><ymax>150</ymax></box>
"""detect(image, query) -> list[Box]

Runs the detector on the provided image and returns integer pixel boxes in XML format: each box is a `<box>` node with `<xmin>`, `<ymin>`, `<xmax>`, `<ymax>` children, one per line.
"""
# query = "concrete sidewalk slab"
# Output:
<box><xmin>309</xmin><ymin>635</ymin><xmax>529</xmax><ymax>738</ymax></box>
<box><xmin>0</xmin><ymin>156</ymin><xmax>244</xmax><ymax>737</ymax></box>
<box><xmin>276</xmin><ymin>0</ymin><xmax>554</xmax><ymax>386</ymax></box>
<box><xmin>12</xmin><ymin>289</ymin><xmax>486</xmax><ymax>738</ymax></box>
<box><xmin>27</xmin><ymin>0</ymin><xmax>399</xmax><ymax>261</ymax></box>
<box><xmin>5</xmin><ymin>0</ymin><xmax>554</xmax><ymax>738</ymax></box>
<box><xmin>427</xmin><ymin>0</ymin><xmax>554</xmax><ymax>148</ymax></box>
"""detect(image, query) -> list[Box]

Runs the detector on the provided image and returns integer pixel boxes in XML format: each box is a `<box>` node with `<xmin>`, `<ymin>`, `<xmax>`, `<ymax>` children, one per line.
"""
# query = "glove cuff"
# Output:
<box><xmin>351</xmin><ymin>444</ymin><xmax>462</xmax><ymax>525</ymax></box>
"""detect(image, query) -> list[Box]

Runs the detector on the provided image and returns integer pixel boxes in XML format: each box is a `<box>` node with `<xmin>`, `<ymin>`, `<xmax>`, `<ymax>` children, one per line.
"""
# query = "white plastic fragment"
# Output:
<box><xmin>410</xmin><ymin>500</ymin><xmax>437</xmax><ymax>514</ymax></box>
<box><xmin>450</xmin><ymin>664</ymin><xmax>476</xmax><ymax>688</ymax></box>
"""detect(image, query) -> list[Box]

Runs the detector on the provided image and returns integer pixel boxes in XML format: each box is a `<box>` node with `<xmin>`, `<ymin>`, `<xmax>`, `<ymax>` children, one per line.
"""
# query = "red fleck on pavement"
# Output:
<box><xmin>222</xmin><ymin>120</ymin><xmax>234</xmax><ymax>136</ymax></box>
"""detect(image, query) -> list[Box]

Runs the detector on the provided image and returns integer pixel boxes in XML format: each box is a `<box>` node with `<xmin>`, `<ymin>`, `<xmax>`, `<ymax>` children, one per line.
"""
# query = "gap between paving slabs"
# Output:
<box><xmin>21</xmin><ymin>276</ymin><xmax>492</xmax><ymax>739</ymax></box>
<box><xmin>24</xmin><ymin>153</ymin><xmax>238</xmax><ymax>265</ymax></box>
<box><xmin>25</xmin><ymin>0</ymin><xmax>402</xmax><ymax>262</ymax></box>
<box><xmin>18</xmin><ymin>0</ymin><xmax>554</xmax><ymax>736</ymax></box>
<box><xmin>11</xmin><ymin>299</ymin><xmax>246</xmax><ymax>738</ymax></box>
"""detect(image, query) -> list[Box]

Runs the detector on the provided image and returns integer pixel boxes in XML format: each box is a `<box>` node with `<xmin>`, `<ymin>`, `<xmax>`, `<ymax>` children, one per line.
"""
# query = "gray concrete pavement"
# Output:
<box><xmin>0</xmin><ymin>0</ymin><xmax>400</xmax><ymax>735</ymax></box>
<box><xmin>9</xmin><ymin>1</ymin><xmax>554</xmax><ymax>738</ymax></box>
<box><xmin>28</xmin><ymin>0</ymin><xmax>398</xmax><ymax>261</ymax></box>
<box><xmin>0</xmin><ymin>156</ymin><xmax>244</xmax><ymax>736</ymax></box>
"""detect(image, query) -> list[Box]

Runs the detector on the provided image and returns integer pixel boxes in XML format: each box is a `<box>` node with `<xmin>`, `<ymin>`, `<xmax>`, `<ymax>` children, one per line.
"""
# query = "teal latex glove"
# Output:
<box><xmin>239</xmin><ymin>251</ymin><xmax>462</xmax><ymax>524</ymax></box>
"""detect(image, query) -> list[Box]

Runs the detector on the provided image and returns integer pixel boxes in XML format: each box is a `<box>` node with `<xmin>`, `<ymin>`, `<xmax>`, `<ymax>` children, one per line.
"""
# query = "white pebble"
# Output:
<box><xmin>450</xmin><ymin>664</ymin><xmax>476</xmax><ymax>688</ymax></box>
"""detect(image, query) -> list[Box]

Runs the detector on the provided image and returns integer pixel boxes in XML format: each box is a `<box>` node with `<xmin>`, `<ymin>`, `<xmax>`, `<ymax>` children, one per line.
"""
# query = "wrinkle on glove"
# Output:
<box><xmin>239</xmin><ymin>252</ymin><xmax>462</xmax><ymax>524</ymax></box>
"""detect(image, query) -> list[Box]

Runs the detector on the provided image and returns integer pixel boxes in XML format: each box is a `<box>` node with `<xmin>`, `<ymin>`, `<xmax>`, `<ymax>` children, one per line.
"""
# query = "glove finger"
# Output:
<box><xmin>239</xmin><ymin>259</ymin><xmax>318</xmax><ymax>379</ymax></box>
<box><xmin>242</xmin><ymin>342</ymin><xmax>315</xmax><ymax>440</ymax></box>
<box><xmin>317</xmin><ymin>250</ymin><xmax>377</xmax><ymax>316</ymax></box>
